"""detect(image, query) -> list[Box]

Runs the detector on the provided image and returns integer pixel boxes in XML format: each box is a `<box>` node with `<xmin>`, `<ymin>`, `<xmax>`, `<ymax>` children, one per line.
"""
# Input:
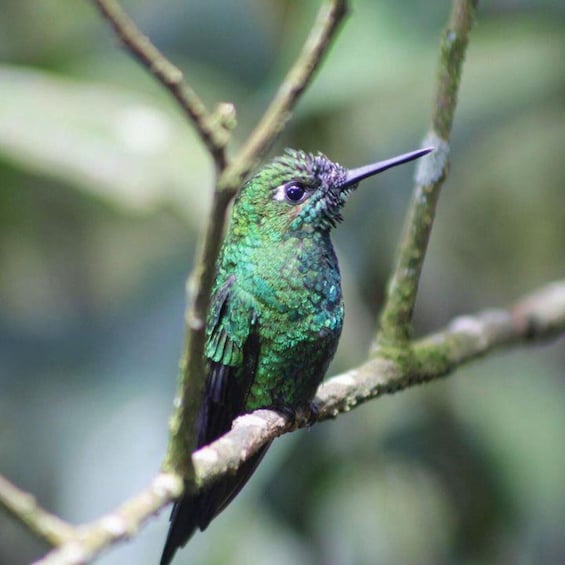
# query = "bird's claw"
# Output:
<box><xmin>274</xmin><ymin>402</ymin><xmax>319</xmax><ymax>429</ymax></box>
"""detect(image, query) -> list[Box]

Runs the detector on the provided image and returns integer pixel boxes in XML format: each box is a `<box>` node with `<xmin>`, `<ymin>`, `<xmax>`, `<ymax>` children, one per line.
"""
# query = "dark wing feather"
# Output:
<box><xmin>161</xmin><ymin>276</ymin><xmax>267</xmax><ymax>565</ymax></box>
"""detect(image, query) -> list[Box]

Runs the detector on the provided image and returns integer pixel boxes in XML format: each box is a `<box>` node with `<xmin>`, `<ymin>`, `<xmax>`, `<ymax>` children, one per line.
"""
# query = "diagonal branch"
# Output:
<box><xmin>219</xmin><ymin>0</ymin><xmax>349</xmax><ymax>193</ymax></box>
<box><xmin>0</xmin><ymin>474</ymin><xmax>76</xmax><ymax>547</ymax></box>
<box><xmin>30</xmin><ymin>279</ymin><xmax>565</xmax><ymax>564</ymax></box>
<box><xmin>33</xmin><ymin>474</ymin><xmax>182</xmax><ymax>565</ymax></box>
<box><xmin>90</xmin><ymin>0</ymin><xmax>228</xmax><ymax>169</ymax></box>
<box><xmin>191</xmin><ymin>279</ymin><xmax>565</xmax><ymax>486</ymax></box>
<box><xmin>377</xmin><ymin>0</ymin><xmax>478</xmax><ymax>345</ymax></box>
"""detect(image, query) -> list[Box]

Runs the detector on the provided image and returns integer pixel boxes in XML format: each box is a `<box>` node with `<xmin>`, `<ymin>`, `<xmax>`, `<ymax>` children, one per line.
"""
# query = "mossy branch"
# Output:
<box><xmin>13</xmin><ymin>280</ymin><xmax>565</xmax><ymax>564</ymax></box>
<box><xmin>377</xmin><ymin>0</ymin><xmax>478</xmax><ymax>346</ymax></box>
<box><xmin>191</xmin><ymin>279</ymin><xmax>565</xmax><ymax>476</ymax></box>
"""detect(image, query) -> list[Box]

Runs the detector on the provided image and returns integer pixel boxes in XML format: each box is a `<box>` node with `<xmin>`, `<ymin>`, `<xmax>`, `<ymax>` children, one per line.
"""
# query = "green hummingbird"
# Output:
<box><xmin>160</xmin><ymin>145</ymin><xmax>432</xmax><ymax>564</ymax></box>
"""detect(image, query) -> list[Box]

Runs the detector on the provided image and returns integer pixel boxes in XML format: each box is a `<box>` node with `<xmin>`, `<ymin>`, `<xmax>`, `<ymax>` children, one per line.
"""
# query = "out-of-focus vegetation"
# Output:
<box><xmin>1</xmin><ymin>1</ymin><xmax>564</xmax><ymax>564</ymax></box>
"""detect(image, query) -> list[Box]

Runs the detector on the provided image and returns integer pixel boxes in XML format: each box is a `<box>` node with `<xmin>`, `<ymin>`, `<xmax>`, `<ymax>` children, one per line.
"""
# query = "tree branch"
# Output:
<box><xmin>90</xmin><ymin>0</ymin><xmax>228</xmax><ymax>169</ymax></box>
<box><xmin>191</xmin><ymin>279</ymin><xmax>565</xmax><ymax>487</ymax></box>
<box><xmin>163</xmin><ymin>0</ymin><xmax>350</xmax><ymax>478</ymax></box>
<box><xmin>26</xmin><ymin>279</ymin><xmax>565</xmax><ymax>564</ymax></box>
<box><xmin>0</xmin><ymin>474</ymin><xmax>75</xmax><ymax>547</ymax></box>
<box><xmin>219</xmin><ymin>0</ymin><xmax>349</xmax><ymax>193</ymax></box>
<box><xmin>377</xmin><ymin>0</ymin><xmax>478</xmax><ymax>345</ymax></box>
<box><xmin>33</xmin><ymin>474</ymin><xmax>182</xmax><ymax>565</ymax></box>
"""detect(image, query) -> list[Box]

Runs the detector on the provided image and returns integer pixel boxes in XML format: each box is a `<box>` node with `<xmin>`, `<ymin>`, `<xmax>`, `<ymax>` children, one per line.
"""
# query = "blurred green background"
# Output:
<box><xmin>1</xmin><ymin>1</ymin><xmax>564</xmax><ymax>564</ymax></box>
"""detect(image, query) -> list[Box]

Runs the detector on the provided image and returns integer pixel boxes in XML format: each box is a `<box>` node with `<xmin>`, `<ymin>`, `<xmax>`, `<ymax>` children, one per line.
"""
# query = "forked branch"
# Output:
<box><xmin>91</xmin><ymin>0</ymin><xmax>227</xmax><ymax>168</ymax></box>
<box><xmin>89</xmin><ymin>0</ymin><xmax>351</xmax><ymax>480</ymax></box>
<box><xmin>163</xmin><ymin>0</ymin><xmax>349</xmax><ymax>476</ymax></box>
<box><xmin>220</xmin><ymin>0</ymin><xmax>349</xmax><ymax>192</ymax></box>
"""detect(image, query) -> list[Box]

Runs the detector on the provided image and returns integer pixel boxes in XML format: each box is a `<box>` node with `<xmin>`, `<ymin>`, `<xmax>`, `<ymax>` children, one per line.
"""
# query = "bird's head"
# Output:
<box><xmin>230</xmin><ymin>147</ymin><xmax>433</xmax><ymax>240</ymax></box>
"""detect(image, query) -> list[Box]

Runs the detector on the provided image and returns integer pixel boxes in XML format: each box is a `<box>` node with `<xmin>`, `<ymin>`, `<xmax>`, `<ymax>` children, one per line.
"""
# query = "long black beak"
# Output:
<box><xmin>341</xmin><ymin>146</ymin><xmax>434</xmax><ymax>190</ymax></box>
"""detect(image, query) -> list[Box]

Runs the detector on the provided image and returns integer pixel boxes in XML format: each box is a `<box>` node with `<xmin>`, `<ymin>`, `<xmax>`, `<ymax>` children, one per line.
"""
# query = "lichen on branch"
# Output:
<box><xmin>377</xmin><ymin>0</ymin><xmax>478</xmax><ymax>346</ymax></box>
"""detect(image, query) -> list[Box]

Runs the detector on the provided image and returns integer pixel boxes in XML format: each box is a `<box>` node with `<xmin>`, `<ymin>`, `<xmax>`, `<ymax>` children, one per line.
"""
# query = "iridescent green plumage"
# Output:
<box><xmin>161</xmin><ymin>146</ymin><xmax>432</xmax><ymax>565</ymax></box>
<box><xmin>208</xmin><ymin>150</ymin><xmax>348</xmax><ymax>410</ymax></box>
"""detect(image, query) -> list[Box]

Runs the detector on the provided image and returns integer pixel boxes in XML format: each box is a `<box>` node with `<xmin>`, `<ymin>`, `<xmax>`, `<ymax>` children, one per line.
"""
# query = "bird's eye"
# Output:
<box><xmin>284</xmin><ymin>182</ymin><xmax>307</xmax><ymax>203</ymax></box>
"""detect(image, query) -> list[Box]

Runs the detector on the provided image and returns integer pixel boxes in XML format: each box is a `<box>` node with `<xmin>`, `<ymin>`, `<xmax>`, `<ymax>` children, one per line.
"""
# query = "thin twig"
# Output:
<box><xmin>163</xmin><ymin>0</ymin><xmax>350</xmax><ymax>477</ymax></box>
<box><xmin>33</xmin><ymin>474</ymin><xmax>182</xmax><ymax>565</ymax></box>
<box><xmin>28</xmin><ymin>279</ymin><xmax>565</xmax><ymax>564</ymax></box>
<box><xmin>377</xmin><ymin>0</ymin><xmax>478</xmax><ymax>345</ymax></box>
<box><xmin>0</xmin><ymin>474</ymin><xmax>76</xmax><ymax>547</ymax></box>
<box><xmin>219</xmin><ymin>0</ymin><xmax>349</xmax><ymax>193</ymax></box>
<box><xmin>90</xmin><ymin>0</ymin><xmax>228</xmax><ymax>169</ymax></box>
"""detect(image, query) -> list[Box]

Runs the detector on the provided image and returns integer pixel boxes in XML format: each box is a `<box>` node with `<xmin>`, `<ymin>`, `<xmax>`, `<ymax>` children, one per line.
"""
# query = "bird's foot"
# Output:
<box><xmin>273</xmin><ymin>405</ymin><xmax>298</xmax><ymax>427</ymax></box>
<box><xmin>302</xmin><ymin>401</ymin><xmax>320</xmax><ymax>427</ymax></box>
<box><xmin>274</xmin><ymin>402</ymin><xmax>319</xmax><ymax>429</ymax></box>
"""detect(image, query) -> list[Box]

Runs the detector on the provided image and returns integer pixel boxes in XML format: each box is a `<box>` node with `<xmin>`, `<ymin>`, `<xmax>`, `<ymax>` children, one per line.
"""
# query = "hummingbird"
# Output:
<box><xmin>160</xmin><ymin>145</ymin><xmax>433</xmax><ymax>564</ymax></box>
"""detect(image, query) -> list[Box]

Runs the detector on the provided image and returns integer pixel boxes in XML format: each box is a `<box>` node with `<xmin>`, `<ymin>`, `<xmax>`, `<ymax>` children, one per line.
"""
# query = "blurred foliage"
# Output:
<box><xmin>0</xmin><ymin>1</ymin><xmax>564</xmax><ymax>564</ymax></box>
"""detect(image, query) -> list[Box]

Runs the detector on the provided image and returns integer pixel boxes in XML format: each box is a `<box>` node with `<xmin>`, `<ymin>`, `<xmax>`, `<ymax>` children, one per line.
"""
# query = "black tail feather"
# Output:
<box><xmin>160</xmin><ymin>491</ymin><xmax>198</xmax><ymax>565</ymax></box>
<box><xmin>159</xmin><ymin>442</ymin><xmax>271</xmax><ymax>564</ymax></box>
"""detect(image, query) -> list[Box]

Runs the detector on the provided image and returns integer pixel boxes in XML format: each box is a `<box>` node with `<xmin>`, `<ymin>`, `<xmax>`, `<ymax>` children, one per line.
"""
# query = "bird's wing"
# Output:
<box><xmin>199</xmin><ymin>274</ymin><xmax>260</xmax><ymax>447</ymax></box>
<box><xmin>161</xmin><ymin>275</ymin><xmax>267</xmax><ymax>565</ymax></box>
